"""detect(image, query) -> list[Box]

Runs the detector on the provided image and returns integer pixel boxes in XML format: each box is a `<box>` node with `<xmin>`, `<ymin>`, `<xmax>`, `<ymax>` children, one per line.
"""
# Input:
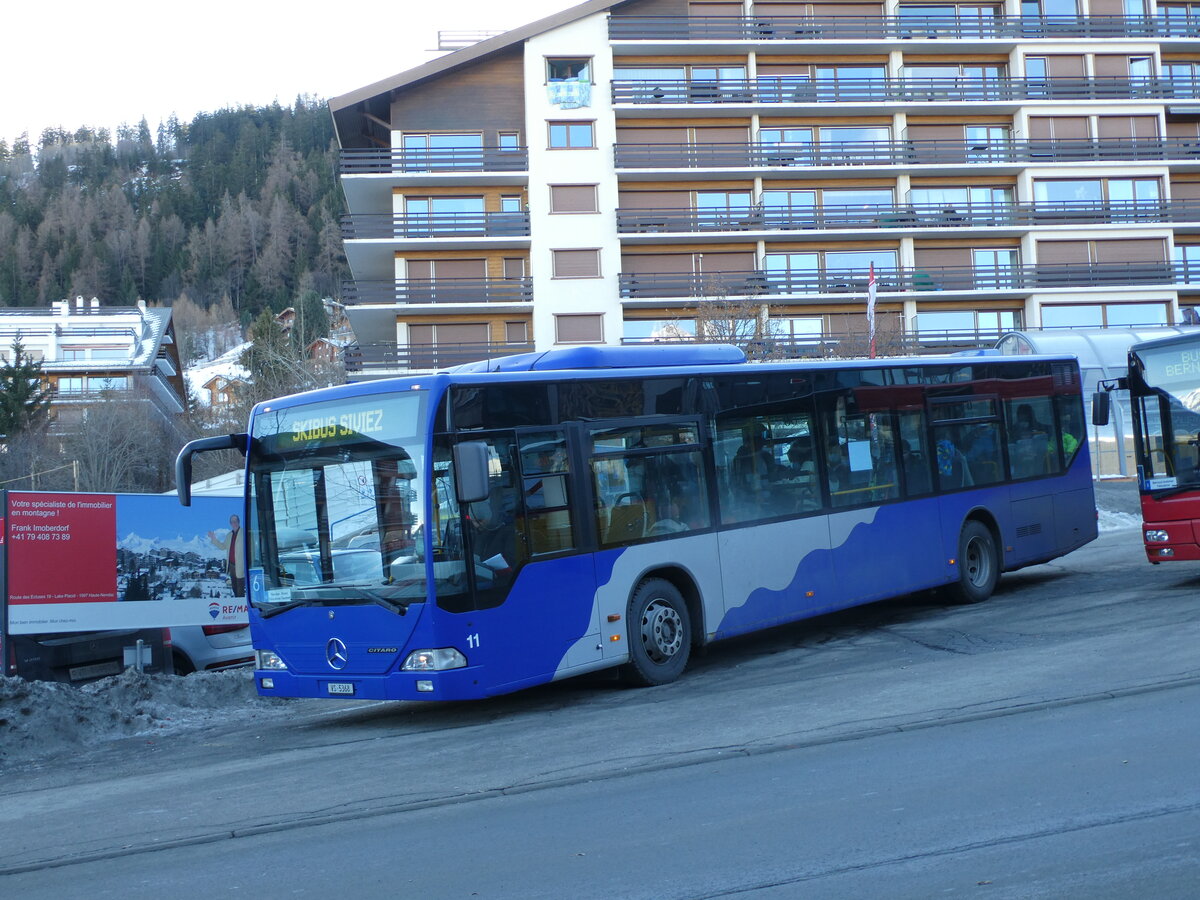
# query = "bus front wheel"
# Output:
<box><xmin>947</xmin><ymin>520</ymin><xmax>999</xmax><ymax>605</ymax></box>
<box><xmin>621</xmin><ymin>578</ymin><xmax>692</xmax><ymax>687</ymax></box>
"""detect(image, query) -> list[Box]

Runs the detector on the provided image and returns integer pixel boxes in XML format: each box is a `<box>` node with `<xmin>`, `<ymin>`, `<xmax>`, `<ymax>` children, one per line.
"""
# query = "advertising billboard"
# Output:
<box><xmin>4</xmin><ymin>491</ymin><xmax>248</xmax><ymax>634</ymax></box>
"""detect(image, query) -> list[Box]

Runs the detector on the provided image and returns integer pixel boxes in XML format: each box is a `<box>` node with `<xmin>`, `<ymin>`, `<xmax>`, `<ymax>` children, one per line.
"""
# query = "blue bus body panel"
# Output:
<box><xmin>252</xmin><ymin>554</ymin><xmax>601</xmax><ymax>701</ymax></box>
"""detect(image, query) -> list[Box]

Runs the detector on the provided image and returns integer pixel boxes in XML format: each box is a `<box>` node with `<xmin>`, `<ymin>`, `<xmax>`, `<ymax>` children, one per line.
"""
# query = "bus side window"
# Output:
<box><xmin>716</xmin><ymin>416</ymin><xmax>783</xmax><ymax>522</ymax></box>
<box><xmin>590</xmin><ymin>423</ymin><xmax>709</xmax><ymax>544</ymax></box>
<box><xmin>962</xmin><ymin>421</ymin><xmax>1003</xmax><ymax>485</ymax></box>
<box><xmin>519</xmin><ymin>431</ymin><xmax>574</xmax><ymax>555</ymax></box>
<box><xmin>898</xmin><ymin>410</ymin><xmax>933</xmax><ymax>496</ymax></box>
<box><xmin>1005</xmin><ymin>397</ymin><xmax>1057</xmax><ymax>478</ymax></box>
<box><xmin>1055</xmin><ymin>394</ymin><xmax>1084</xmax><ymax>468</ymax></box>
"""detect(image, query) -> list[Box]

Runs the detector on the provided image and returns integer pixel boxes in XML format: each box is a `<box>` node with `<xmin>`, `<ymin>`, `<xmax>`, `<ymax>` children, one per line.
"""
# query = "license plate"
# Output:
<box><xmin>327</xmin><ymin>682</ymin><xmax>355</xmax><ymax>695</ymax></box>
<box><xmin>69</xmin><ymin>661</ymin><xmax>122</xmax><ymax>681</ymax></box>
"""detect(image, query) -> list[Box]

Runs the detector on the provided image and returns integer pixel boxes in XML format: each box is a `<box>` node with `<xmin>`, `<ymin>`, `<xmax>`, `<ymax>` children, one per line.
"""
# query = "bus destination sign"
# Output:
<box><xmin>254</xmin><ymin>393</ymin><xmax>423</xmax><ymax>451</ymax></box>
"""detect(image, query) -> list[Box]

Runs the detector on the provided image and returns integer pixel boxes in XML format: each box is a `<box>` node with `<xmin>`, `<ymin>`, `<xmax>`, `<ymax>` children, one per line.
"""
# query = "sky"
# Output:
<box><xmin>4</xmin><ymin>0</ymin><xmax>582</xmax><ymax>146</ymax></box>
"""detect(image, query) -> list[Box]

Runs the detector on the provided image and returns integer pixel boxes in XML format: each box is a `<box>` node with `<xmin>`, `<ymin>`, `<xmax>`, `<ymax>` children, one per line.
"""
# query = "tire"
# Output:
<box><xmin>946</xmin><ymin>519</ymin><xmax>999</xmax><ymax>605</ymax></box>
<box><xmin>172</xmin><ymin>651</ymin><xmax>195</xmax><ymax>676</ymax></box>
<box><xmin>620</xmin><ymin>578</ymin><xmax>692</xmax><ymax>687</ymax></box>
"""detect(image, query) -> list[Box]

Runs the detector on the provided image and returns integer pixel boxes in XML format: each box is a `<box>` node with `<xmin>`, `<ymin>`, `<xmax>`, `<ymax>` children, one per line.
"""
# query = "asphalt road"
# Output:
<box><xmin>2</xmin><ymin>487</ymin><xmax>1198</xmax><ymax>897</ymax></box>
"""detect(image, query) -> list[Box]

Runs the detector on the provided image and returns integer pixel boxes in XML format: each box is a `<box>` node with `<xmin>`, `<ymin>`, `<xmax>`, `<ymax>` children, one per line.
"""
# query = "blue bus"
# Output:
<box><xmin>176</xmin><ymin>345</ymin><xmax>1096</xmax><ymax>701</ymax></box>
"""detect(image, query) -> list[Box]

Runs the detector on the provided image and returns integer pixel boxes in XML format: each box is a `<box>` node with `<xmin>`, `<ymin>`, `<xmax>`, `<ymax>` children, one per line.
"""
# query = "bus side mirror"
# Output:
<box><xmin>454</xmin><ymin>441</ymin><xmax>490</xmax><ymax>504</ymax></box>
<box><xmin>175</xmin><ymin>433</ymin><xmax>248</xmax><ymax>505</ymax></box>
<box><xmin>1091</xmin><ymin>391</ymin><xmax>1110</xmax><ymax>427</ymax></box>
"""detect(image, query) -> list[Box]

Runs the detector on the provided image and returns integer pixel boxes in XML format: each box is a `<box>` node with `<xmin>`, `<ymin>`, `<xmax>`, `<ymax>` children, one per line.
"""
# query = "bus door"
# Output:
<box><xmin>445</xmin><ymin>429</ymin><xmax>601</xmax><ymax>681</ymax></box>
<box><xmin>824</xmin><ymin>401</ymin><xmax>942</xmax><ymax>605</ymax></box>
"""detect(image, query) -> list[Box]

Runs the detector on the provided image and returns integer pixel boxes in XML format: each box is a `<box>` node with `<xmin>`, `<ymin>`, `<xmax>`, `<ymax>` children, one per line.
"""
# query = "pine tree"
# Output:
<box><xmin>0</xmin><ymin>339</ymin><xmax>51</xmax><ymax>439</ymax></box>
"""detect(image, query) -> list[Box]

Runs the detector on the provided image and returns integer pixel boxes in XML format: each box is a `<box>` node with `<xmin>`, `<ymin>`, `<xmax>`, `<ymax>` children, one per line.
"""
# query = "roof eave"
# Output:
<box><xmin>328</xmin><ymin>0</ymin><xmax>629</xmax><ymax>127</ymax></box>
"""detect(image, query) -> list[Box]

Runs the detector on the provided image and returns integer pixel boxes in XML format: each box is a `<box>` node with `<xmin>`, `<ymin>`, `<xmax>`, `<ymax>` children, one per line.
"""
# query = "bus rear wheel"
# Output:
<box><xmin>947</xmin><ymin>520</ymin><xmax>999</xmax><ymax>605</ymax></box>
<box><xmin>621</xmin><ymin>578</ymin><xmax>691</xmax><ymax>687</ymax></box>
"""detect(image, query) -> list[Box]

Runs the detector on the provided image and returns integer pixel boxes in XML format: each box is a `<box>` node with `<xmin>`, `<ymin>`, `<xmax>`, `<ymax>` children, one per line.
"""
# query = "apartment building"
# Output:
<box><xmin>330</xmin><ymin>0</ymin><xmax>1200</xmax><ymax>376</ymax></box>
<box><xmin>0</xmin><ymin>298</ymin><xmax>186</xmax><ymax>427</ymax></box>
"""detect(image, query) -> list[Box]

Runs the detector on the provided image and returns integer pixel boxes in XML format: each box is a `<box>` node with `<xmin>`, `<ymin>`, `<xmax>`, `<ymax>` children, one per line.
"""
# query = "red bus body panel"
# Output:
<box><xmin>1141</xmin><ymin>492</ymin><xmax>1200</xmax><ymax>562</ymax></box>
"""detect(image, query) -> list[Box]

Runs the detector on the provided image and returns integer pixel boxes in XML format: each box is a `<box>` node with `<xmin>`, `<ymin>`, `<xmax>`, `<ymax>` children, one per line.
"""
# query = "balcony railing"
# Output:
<box><xmin>616</xmin><ymin>200</ymin><xmax>1200</xmax><ymax>234</ymax></box>
<box><xmin>339</xmin><ymin>147</ymin><xmax>529</xmax><ymax>175</ymax></box>
<box><xmin>607</xmin><ymin>14</ymin><xmax>1199</xmax><ymax>41</ymax></box>
<box><xmin>611</xmin><ymin>76</ymin><xmax>1200</xmax><ymax>105</ymax></box>
<box><xmin>343</xmin><ymin>341</ymin><xmax>535</xmax><ymax>373</ymax></box>
<box><xmin>614</xmin><ymin>137</ymin><xmax>1200</xmax><ymax>170</ymax></box>
<box><xmin>618</xmin><ymin>262</ymin><xmax>1181</xmax><ymax>299</ymax></box>
<box><xmin>342</xmin><ymin>277</ymin><xmax>534</xmax><ymax>305</ymax></box>
<box><xmin>341</xmin><ymin>211</ymin><xmax>531</xmax><ymax>240</ymax></box>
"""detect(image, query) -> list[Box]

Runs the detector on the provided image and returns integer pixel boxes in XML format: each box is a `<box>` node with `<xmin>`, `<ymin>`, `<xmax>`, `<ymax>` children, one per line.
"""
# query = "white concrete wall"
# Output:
<box><xmin>524</xmin><ymin>13</ymin><xmax>622</xmax><ymax>349</ymax></box>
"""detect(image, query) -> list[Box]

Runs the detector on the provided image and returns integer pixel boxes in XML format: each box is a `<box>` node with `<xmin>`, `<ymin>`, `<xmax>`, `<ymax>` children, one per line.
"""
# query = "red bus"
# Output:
<box><xmin>1098</xmin><ymin>331</ymin><xmax>1200</xmax><ymax>562</ymax></box>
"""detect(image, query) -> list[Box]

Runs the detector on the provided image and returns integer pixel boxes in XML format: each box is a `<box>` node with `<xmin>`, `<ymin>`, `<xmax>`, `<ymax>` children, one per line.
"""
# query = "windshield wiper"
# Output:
<box><xmin>256</xmin><ymin>598</ymin><xmax>305</xmax><ymax>619</ymax></box>
<box><xmin>289</xmin><ymin>584</ymin><xmax>410</xmax><ymax>615</ymax></box>
<box><xmin>1148</xmin><ymin>482</ymin><xmax>1200</xmax><ymax>501</ymax></box>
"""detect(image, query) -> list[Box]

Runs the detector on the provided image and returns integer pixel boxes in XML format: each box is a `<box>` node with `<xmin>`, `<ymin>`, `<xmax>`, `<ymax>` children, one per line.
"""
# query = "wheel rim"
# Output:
<box><xmin>963</xmin><ymin>535</ymin><xmax>992</xmax><ymax>588</ymax></box>
<box><xmin>640</xmin><ymin>598</ymin><xmax>684</xmax><ymax>664</ymax></box>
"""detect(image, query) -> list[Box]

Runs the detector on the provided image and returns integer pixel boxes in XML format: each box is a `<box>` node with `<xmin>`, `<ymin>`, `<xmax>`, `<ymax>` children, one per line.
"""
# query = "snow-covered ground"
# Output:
<box><xmin>0</xmin><ymin>668</ymin><xmax>296</xmax><ymax>770</ymax></box>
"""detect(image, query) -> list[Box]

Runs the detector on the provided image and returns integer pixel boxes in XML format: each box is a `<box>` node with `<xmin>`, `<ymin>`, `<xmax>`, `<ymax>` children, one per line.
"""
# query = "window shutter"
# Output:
<box><xmin>550</xmin><ymin>184</ymin><xmax>599</xmax><ymax>213</ymax></box>
<box><xmin>555</xmin><ymin>314</ymin><xmax>604</xmax><ymax>343</ymax></box>
<box><xmin>552</xmin><ymin>249</ymin><xmax>601</xmax><ymax>278</ymax></box>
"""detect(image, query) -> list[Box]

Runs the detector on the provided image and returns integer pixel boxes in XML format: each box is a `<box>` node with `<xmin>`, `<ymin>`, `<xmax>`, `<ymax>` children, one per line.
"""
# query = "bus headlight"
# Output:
<box><xmin>256</xmin><ymin>650</ymin><xmax>288</xmax><ymax>670</ymax></box>
<box><xmin>402</xmin><ymin>648</ymin><xmax>467</xmax><ymax>671</ymax></box>
<box><xmin>1145</xmin><ymin>530</ymin><xmax>1170</xmax><ymax>543</ymax></box>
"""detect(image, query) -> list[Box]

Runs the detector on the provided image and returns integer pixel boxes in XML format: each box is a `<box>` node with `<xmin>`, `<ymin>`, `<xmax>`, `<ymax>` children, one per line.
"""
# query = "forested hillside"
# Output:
<box><xmin>0</xmin><ymin>97</ymin><xmax>347</xmax><ymax>323</ymax></box>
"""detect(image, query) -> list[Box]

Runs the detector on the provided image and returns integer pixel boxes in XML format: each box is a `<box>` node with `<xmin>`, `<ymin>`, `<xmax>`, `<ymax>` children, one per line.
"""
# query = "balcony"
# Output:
<box><xmin>343</xmin><ymin>341</ymin><xmax>535</xmax><ymax>374</ymax></box>
<box><xmin>342</xmin><ymin>278</ymin><xmax>534</xmax><ymax>306</ymax></box>
<box><xmin>340</xmin><ymin>211</ymin><xmax>531</xmax><ymax>240</ymax></box>
<box><xmin>613</xmin><ymin>137</ymin><xmax>1200</xmax><ymax>170</ymax></box>
<box><xmin>607</xmin><ymin>14</ymin><xmax>1195</xmax><ymax>42</ymax></box>
<box><xmin>339</xmin><ymin>147</ymin><xmax>529</xmax><ymax>175</ymax></box>
<box><xmin>616</xmin><ymin>200</ymin><xmax>1200</xmax><ymax>236</ymax></box>
<box><xmin>611</xmin><ymin>76</ymin><xmax>1198</xmax><ymax>107</ymax></box>
<box><xmin>617</xmin><ymin>261</ymin><xmax>1180</xmax><ymax>300</ymax></box>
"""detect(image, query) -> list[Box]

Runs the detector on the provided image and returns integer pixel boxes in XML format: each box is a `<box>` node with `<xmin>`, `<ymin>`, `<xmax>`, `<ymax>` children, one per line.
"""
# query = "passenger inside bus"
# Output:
<box><xmin>732</xmin><ymin>422</ymin><xmax>778</xmax><ymax>491</ymax></box>
<box><xmin>936</xmin><ymin>437</ymin><xmax>974</xmax><ymax>489</ymax></box>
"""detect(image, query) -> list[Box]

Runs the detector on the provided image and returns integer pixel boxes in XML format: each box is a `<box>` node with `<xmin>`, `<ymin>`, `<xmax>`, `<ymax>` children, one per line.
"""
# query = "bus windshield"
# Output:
<box><xmin>247</xmin><ymin>392</ymin><xmax>431</xmax><ymax>607</ymax></box>
<box><xmin>1131</xmin><ymin>343</ymin><xmax>1200</xmax><ymax>492</ymax></box>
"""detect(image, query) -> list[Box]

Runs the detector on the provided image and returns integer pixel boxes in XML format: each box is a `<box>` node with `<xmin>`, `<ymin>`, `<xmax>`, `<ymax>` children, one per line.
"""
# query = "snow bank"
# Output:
<box><xmin>0</xmin><ymin>668</ymin><xmax>292</xmax><ymax>769</ymax></box>
<box><xmin>1098</xmin><ymin>509</ymin><xmax>1141</xmax><ymax>532</ymax></box>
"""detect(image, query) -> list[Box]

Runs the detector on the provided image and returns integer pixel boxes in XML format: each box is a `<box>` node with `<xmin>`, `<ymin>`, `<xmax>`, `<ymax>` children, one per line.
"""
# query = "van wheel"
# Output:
<box><xmin>947</xmin><ymin>520</ymin><xmax>999</xmax><ymax>604</ymax></box>
<box><xmin>621</xmin><ymin>578</ymin><xmax>691</xmax><ymax>687</ymax></box>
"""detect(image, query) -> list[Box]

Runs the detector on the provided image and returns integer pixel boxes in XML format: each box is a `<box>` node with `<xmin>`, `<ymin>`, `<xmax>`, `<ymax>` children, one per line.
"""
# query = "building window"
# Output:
<box><xmin>498</xmin><ymin>132</ymin><xmax>520</xmax><ymax>151</ymax></box>
<box><xmin>548</xmin><ymin>121</ymin><xmax>594</xmax><ymax>149</ymax></box>
<box><xmin>549</xmin><ymin>184</ymin><xmax>599</xmax><ymax>214</ymax></box>
<box><xmin>400</xmin><ymin>133</ymin><xmax>483</xmax><ymax>170</ymax></box>
<box><xmin>57</xmin><ymin>377</ymin><xmax>84</xmax><ymax>394</ymax></box>
<box><xmin>91</xmin><ymin>376</ymin><xmax>128</xmax><ymax>391</ymax></box>
<box><xmin>505</xmin><ymin>321</ymin><xmax>529</xmax><ymax>344</ymax></box>
<box><xmin>552</xmin><ymin>249</ymin><xmax>602</xmax><ymax>278</ymax></box>
<box><xmin>1040</xmin><ymin>303</ymin><xmax>1169</xmax><ymax>328</ymax></box>
<box><xmin>547</xmin><ymin>58</ymin><xmax>591</xmax><ymax>83</ymax></box>
<box><xmin>623</xmin><ymin>319</ymin><xmax>696</xmax><ymax>343</ymax></box>
<box><xmin>555</xmin><ymin>314</ymin><xmax>604</xmax><ymax>344</ymax></box>
<box><xmin>915</xmin><ymin>310</ymin><xmax>1021</xmax><ymax>341</ymax></box>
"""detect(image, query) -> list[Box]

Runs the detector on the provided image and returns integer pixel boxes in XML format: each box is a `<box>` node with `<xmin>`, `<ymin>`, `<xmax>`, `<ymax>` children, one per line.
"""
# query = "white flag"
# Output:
<box><xmin>867</xmin><ymin>263</ymin><xmax>877</xmax><ymax>358</ymax></box>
